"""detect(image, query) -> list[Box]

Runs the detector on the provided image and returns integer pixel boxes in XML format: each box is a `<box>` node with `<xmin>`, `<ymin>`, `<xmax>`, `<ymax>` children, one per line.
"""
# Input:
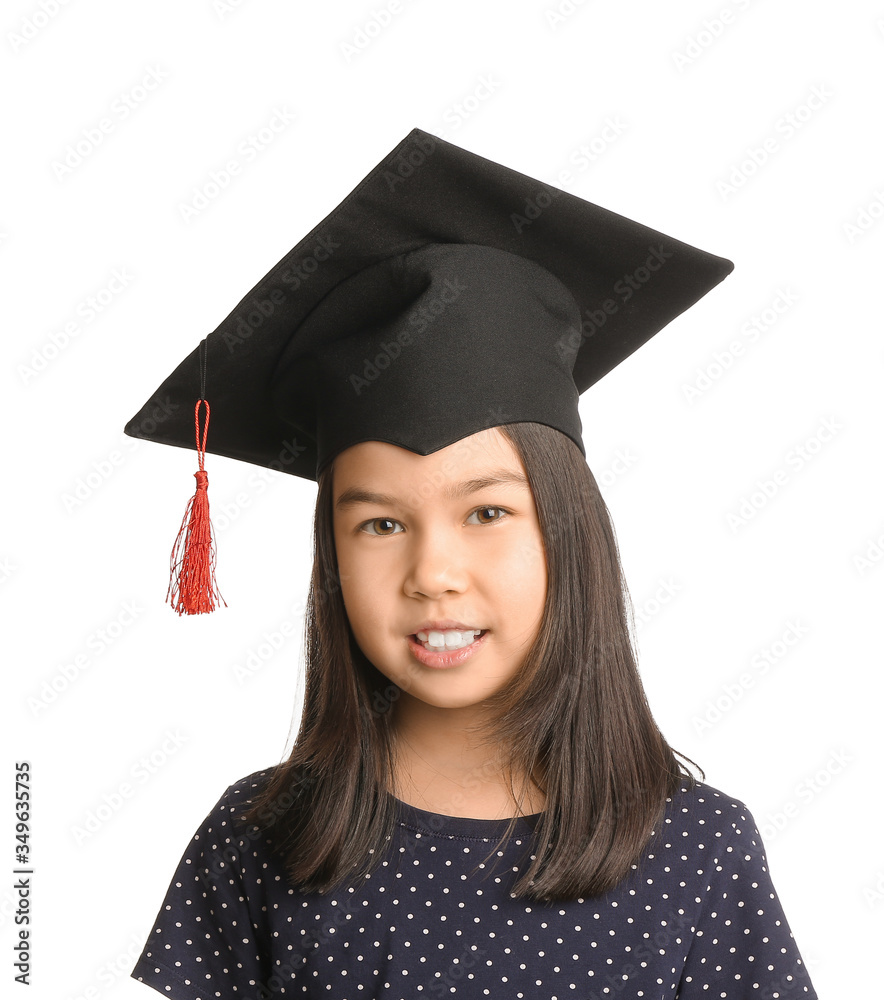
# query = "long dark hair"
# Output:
<box><xmin>239</xmin><ymin>421</ymin><xmax>702</xmax><ymax>902</ymax></box>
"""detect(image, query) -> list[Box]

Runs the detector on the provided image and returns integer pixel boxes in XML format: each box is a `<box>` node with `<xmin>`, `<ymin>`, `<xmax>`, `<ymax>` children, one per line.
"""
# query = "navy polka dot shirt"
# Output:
<box><xmin>131</xmin><ymin>771</ymin><xmax>818</xmax><ymax>999</ymax></box>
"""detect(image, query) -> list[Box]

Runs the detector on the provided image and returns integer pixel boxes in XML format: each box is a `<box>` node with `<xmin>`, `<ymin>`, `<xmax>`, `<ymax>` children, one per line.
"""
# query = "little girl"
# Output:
<box><xmin>126</xmin><ymin>128</ymin><xmax>818</xmax><ymax>999</ymax></box>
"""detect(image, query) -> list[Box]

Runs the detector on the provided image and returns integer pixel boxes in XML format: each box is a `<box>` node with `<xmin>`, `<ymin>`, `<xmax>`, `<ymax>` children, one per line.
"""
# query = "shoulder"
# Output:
<box><xmin>179</xmin><ymin>765</ymin><xmax>291</xmax><ymax>883</ymax></box>
<box><xmin>224</xmin><ymin>765</ymin><xmax>278</xmax><ymax>807</ymax></box>
<box><xmin>200</xmin><ymin>765</ymin><xmax>282</xmax><ymax>840</ymax></box>
<box><xmin>658</xmin><ymin>781</ymin><xmax>819</xmax><ymax>996</ymax></box>
<box><xmin>657</xmin><ymin>777</ymin><xmax>765</xmax><ymax>859</ymax></box>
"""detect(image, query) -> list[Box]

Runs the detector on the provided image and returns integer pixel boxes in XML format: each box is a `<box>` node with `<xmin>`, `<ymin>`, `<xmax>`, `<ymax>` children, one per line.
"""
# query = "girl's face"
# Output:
<box><xmin>332</xmin><ymin>427</ymin><xmax>548</xmax><ymax>714</ymax></box>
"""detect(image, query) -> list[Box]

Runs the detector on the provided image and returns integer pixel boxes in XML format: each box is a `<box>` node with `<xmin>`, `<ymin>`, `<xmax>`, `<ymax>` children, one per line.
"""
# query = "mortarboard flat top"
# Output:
<box><xmin>124</xmin><ymin>127</ymin><xmax>734</xmax><ymax>481</ymax></box>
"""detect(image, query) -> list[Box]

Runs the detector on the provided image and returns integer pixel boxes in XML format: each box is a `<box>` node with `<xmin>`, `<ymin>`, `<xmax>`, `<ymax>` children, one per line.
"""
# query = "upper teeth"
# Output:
<box><xmin>416</xmin><ymin>629</ymin><xmax>481</xmax><ymax>651</ymax></box>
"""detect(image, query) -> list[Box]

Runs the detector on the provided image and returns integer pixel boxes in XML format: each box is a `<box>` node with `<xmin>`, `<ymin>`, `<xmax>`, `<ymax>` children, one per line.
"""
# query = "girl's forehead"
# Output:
<box><xmin>333</xmin><ymin>430</ymin><xmax>522</xmax><ymax>486</ymax></box>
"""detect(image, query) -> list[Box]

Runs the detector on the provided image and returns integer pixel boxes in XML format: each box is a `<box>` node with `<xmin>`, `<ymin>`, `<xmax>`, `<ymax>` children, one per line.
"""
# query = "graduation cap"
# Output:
<box><xmin>125</xmin><ymin>127</ymin><xmax>734</xmax><ymax>614</ymax></box>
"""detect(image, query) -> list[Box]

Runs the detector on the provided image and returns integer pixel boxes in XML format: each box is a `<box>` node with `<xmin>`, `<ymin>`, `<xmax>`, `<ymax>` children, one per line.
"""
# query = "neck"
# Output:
<box><xmin>389</xmin><ymin>698</ymin><xmax>545</xmax><ymax>819</ymax></box>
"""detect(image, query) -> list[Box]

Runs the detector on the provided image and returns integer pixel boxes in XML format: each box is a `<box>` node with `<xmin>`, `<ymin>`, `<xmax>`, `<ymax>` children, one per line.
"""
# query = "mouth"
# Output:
<box><xmin>406</xmin><ymin>629</ymin><xmax>489</xmax><ymax>669</ymax></box>
<box><xmin>411</xmin><ymin>628</ymin><xmax>488</xmax><ymax>652</ymax></box>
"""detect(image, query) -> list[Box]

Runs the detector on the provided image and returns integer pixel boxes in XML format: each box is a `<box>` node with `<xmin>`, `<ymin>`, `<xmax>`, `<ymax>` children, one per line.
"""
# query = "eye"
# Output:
<box><xmin>360</xmin><ymin>517</ymin><xmax>403</xmax><ymax>537</ymax></box>
<box><xmin>466</xmin><ymin>506</ymin><xmax>509</xmax><ymax>526</ymax></box>
<box><xmin>358</xmin><ymin>506</ymin><xmax>511</xmax><ymax>536</ymax></box>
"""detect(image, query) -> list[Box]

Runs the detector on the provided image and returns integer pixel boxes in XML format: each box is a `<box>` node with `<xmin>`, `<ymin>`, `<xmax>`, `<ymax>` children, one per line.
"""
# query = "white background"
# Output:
<box><xmin>3</xmin><ymin>1</ymin><xmax>882</xmax><ymax>997</ymax></box>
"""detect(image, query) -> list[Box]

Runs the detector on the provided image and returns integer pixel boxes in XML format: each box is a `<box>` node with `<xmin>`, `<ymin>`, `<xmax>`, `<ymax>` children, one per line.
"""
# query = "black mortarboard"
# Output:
<box><xmin>124</xmin><ymin>127</ymin><xmax>733</xmax><ymax>612</ymax></box>
<box><xmin>126</xmin><ymin>126</ymin><xmax>733</xmax><ymax>479</ymax></box>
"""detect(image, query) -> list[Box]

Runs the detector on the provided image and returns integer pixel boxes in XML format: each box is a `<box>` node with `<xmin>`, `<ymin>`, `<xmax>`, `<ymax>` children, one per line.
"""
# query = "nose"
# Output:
<box><xmin>403</xmin><ymin>525</ymin><xmax>470</xmax><ymax>599</ymax></box>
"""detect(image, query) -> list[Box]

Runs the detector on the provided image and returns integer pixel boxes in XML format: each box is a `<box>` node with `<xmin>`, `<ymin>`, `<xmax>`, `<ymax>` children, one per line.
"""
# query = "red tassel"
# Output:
<box><xmin>167</xmin><ymin>399</ymin><xmax>226</xmax><ymax>615</ymax></box>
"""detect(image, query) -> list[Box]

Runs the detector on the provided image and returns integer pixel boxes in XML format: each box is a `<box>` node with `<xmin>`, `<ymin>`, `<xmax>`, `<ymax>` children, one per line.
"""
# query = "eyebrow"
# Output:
<box><xmin>334</xmin><ymin>468</ymin><xmax>531</xmax><ymax>512</ymax></box>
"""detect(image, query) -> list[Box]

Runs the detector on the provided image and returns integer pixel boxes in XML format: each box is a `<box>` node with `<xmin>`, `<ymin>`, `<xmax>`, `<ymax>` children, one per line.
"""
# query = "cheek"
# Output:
<box><xmin>496</xmin><ymin>533</ymin><xmax>547</xmax><ymax>605</ymax></box>
<box><xmin>335</xmin><ymin>545</ymin><xmax>388</xmax><ymax>636</ymax></box>
<box><xmin>502</xmin><ymin>535</ymin><xmax>545</xmax><ymax>574</ymax></box>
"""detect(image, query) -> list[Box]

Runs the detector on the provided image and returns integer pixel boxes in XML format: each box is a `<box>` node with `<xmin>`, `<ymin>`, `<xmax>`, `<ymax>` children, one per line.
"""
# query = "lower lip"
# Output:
<box><xmin>407</xmin><ymin>630</ymin><xmax>489</xmax><ymax>669</ymax></box>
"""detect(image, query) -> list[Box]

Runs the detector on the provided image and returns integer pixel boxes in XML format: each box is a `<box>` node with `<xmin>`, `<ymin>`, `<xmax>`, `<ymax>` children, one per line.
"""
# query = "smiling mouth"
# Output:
<box><xmin>411</xmin><ymin>629</ymin><xmax>488</xmax><ymax>652</ymax></box>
